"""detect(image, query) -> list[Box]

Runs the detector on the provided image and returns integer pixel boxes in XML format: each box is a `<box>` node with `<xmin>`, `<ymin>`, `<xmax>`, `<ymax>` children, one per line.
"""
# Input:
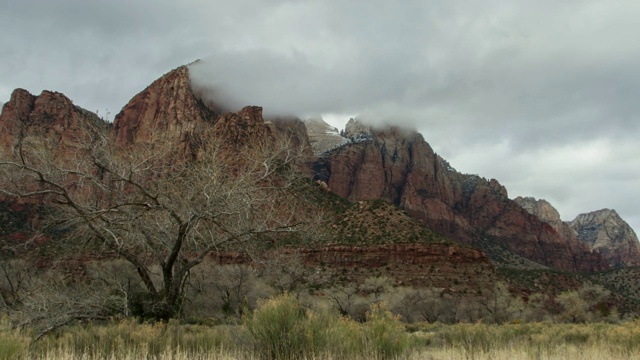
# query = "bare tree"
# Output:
<box><xmin>256</xmin><ymin>252</ymin><xmax>312</xmax><ymax>296</ymax></box>
<box><xmin>478</xmin><ymin>282</ymin><xmax>523</xmax><ymax>323</ymax></box>
<box><xmin>213</xmin><ymin>264</ymin><xmax>255</xmax><ymax>317</ymax></box>
<box><xmin>415</xmin><ymin>288</ymin><xmax>449</xmax><ymax>324</ymax></box>
<box><xmin>8</xmin><ymin>267</ymin><xmax>123</xmax><ymax>340</ymax></box>
<box><xmin>0</xmin><ymin>122</ymin><xmax>316</xmax><ymax>320</ymax></box>
<box><xmin>361</xmin><ymin>276</ymin><xmax>393</xmax><ymax>301</ymax></box>
<box><xmin>326</xmin><ymin>284</ymin><xmax>361</xmax><ymax>317</ymax></box>
<box><xmin>556</xmin><ymin>284</ymin><xmax>611</xmax><ymax>323</ymax></box>
<box><xmin>0</xmin><ymin>258</ymin><xmax>35</xmax><ymax>312</ymax></box>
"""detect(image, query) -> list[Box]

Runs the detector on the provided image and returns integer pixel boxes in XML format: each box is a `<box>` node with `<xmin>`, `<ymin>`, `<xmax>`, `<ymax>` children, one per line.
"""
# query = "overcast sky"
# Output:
<box><xmin>2</xmin><ymin>0</ymin><xmax>639</xmax><ymax>235</ymax></box>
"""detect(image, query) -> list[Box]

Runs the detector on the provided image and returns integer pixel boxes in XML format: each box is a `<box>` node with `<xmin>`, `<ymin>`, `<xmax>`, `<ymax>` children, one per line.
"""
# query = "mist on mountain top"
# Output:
<box><xmin>187</xmin><ymin>53</ymin><xmax>421</xmax><ymax>130</ymax></box>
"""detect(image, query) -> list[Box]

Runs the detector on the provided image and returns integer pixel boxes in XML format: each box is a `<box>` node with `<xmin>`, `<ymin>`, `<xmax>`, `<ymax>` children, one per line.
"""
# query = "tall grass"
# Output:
<box><xmin>245</xmin><ymin>294</ymin><xmax>409</xmax><ymax>359</ymax></box>
<box><xmin>5</xmin><ymin>304</ymin><xmax>640</xmax><ymax>359</ymax></box>
<box><xmin>415</xmin><ymin>321</ymin><xmax>640</xmax><ymax>359</ymax></box>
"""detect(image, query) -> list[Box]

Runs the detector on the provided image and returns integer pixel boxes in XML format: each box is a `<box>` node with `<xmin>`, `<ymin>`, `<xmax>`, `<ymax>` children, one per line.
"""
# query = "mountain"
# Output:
<box><xmin>0</xmin><ymin>88</ymin><xmax>106</xmax><ymax>159</ymax></box>
<box><xmin>0</xmin><ymin>66</ymin><xmax>498</xmax><ymax>295</ymax></box>
<box><xmin>313</xmin><ymin>120</ymin><xmax>606</xmax><ymax>272</ymax></box>
<box><xmin>304</xmin><ymin>117</ymin><xmax>349</xmax><ymax>156</ymax></box>
<box><xmin>570</xmin><ymin>209</ymin><xmax>640</xmax><ymax>268</ymax></box>
<box><xmin>112</xmin><ymin>66</ymin><xmax>312</xmax><ymax>161</ymax></box>
<box><xmin>514</xmin><ymin>197</ymin><xmax>640</xmax><ymax>269</ymax></box>
<box><xmin>512</xmin><ymin>196</ymin><xmax>597</xmax><ymax>268</ymax></box>
<box><xmin>2</xmin><ymin>63</ymin><xmax>637</xmax><ymax>277</ymax></box>
<box><xmin>111</xmin><ymin>65</ymin><xmax>219</xmax><ymax>155</ymax></box>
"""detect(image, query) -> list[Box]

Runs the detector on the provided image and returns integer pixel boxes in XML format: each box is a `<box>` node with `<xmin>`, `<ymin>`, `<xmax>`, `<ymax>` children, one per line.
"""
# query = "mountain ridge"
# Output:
<box><xmin>2</xmin><ymin>64</ymin><xmax>636</xmax><ymax>274</ymax></box>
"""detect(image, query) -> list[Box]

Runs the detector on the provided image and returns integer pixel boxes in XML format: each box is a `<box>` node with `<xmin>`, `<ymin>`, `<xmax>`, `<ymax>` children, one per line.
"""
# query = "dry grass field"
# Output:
<box><xmin>4</xmin><ymin>316</ymin><xmax>640</xmax><ymax>360</ymax></box>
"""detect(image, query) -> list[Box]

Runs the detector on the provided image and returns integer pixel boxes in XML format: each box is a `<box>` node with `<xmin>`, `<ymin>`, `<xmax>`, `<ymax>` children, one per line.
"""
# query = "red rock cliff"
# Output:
<box><xmin>314</xmin><ymin>125</ymin><xmax>606</xmax><ymax>272</ymax></box>
<box><xmin>111</xmin><ymin>65</ymin><xmax>311</xmax><ymax>158</ymax></box>
<box><xmin>111</xmin><ymin>66</ymin><xmax>219</xmax><ymax>157</ymax></box>
<box><xmin>0</xmin><ymin>88</ymin><xmax>105</xmax><ymax>159</ymax></box>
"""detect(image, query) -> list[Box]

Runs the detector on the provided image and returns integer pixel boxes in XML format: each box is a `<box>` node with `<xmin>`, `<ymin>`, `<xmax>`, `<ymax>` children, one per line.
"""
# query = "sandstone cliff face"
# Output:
<box><xmin>111</xmin><ymin>66</ymin><xmax>219</xmax><ymax>157</ymax></box>
<box><xmin>514</xmin><ymin>197</ymin><xmax>562</xmax><ymax>226</ymax></box>
<box><xmin>513</xmin><ymin>196</ymin><xmax>604</xmax><ymax>271</ymax></box>
<box><xmin>570</xmin><ymin>209</ymin><xmax>640</xmax><ymax>268</ymax></box>
<box><xmin>0</xmin><ymin>88</ymin><xmax>105</xmax><ymax>158</ymax></box>
<box><xmin>315</xmin><ymin>126</ymin><xmax>606</xmax><ymax>272</ymax></box>
<box><xmin>514</xmin><ymin>198</ymin><xmax>640</xmax><ymax>268</ymax></box>
<box><xmin>112</xmin><ymin>65</ymin><xmax>311</xmax><ymax>158</ymax></box>
<box><xmin>0</xmin><ymin>89</ymin><xmax>107</xmax><ymax>248</ymax></box>
<box><xmin>216</xmin><ymin>243</ymin><xmax>496</xmax><ymax>291</ymax></box>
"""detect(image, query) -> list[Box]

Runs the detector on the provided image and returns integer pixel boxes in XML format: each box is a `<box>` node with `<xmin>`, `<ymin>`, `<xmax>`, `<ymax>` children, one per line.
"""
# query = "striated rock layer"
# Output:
<box><xmin>296</xmin><ymin>243</ymin><xmax>495</xmax><ymax>288</ymax></box>
<box><xmin>570</xmin><ymin>209</ymin><xmax>640</xmax><ymax>268</ymax></box>
<box><xmin>314</xmin><ymin>125</ymin><xmax>606</xmax><ymax>272</ymax></box>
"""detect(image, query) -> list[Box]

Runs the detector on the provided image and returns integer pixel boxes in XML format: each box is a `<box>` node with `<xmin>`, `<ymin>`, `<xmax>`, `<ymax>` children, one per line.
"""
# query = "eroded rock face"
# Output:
<box><xmin>0</xmin><ymin>89</ymin><xmax>105</xmax><ymax>158</ymax></box>
<box><xmin>111</xmin><ymin>66</ymin><xmax>219</xmax><ymax>157</ymax></box>
<box><xmin>344</xmin><ymin>117</ymin><xmax>372</xmax><ymax>141</ymax></box>
<box><xmin>216</xmin><ymin>243</ymin><xmax>496</xmax><ymax>290</ymax></box>
<box><xmin>514</xmin><ymin>197</ymin><xmax>562</xmax><ymax>225</ymax></box>
<box><xmin>297</xmin><ymin>243</ymin><xmax>495</xmax><ymax>288</ymax></box>
<box><xmin>213</xmin><ymin>106</ymin><xmax>273</xmax><ymax>145</ymax></box>
<box><xmin>112</xmin><ymin>65</ymin><xmax>312</xmax><ymax>159</ymax></box>
<box><xmin>305</xmin><ymin>117</ymin><xmax>349</xmax><ymax>156</ymax></box>
<box><xmin>315</xmin><ymin>125</ymin><xmax>606</xmax><ymax>272</ymax></box>
<box><xmin>0</xmin><ymin>89</ymin><xmax>107</xmax><ymax>249</ymax></box>
<box><xmin>513</xmin><ymin>196</ymin><xmax>606</xmax><ymax>272</ymax></box>
<box><xmin>514</xmin><ymin>198</ymin><xmax>640</xmax><ymax>269</ymax></box>
<box><xmin>570</xmin><ymin>209</ymin><xmax>640</xmax><ymax>268</ymax></box>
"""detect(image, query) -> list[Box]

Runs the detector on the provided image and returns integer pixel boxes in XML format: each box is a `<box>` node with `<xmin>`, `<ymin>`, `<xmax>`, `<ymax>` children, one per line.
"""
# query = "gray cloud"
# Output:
<box><xmin>2</xmin><ymin>0</ymin><xmax>639</xmax><ymax>233</ymax></box>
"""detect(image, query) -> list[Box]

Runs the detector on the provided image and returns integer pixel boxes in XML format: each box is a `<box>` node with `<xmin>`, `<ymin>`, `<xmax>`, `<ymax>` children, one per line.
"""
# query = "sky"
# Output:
<box><xmin>1</xmin><ymin>0</ymin><xmax>639</xmax><ymax>235</ymax></box>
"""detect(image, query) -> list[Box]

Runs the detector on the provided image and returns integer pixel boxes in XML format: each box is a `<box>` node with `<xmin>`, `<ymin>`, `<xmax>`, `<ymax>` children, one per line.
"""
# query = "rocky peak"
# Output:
<box><xmin>0</xmin><ymin>88</ymin><xmax>104</xmax><ymax>158</ymax></box>
<box><xmin>570</xmin><ymin>209</ymin><xmax>640</xmax><ymax>268</ymax></box>
<box><xmin>213</xmin><ymin>106</ymin><xmax>273</xmax><ymax>146</ymax></box>
<box><xmin>315</xmin><ymin>123</ymin><xmax>606</xmax><ymax>272</ymax></box>
<box><xmin>511</xmin><ymin>196</ymin><xmax>606</xmax><ymax>270</ymax></box>
<box><xmin>514</xmin><ymin>197</ymin><xmax>562</xmax><ymax>225</ymax></box>
<box><xmin>344</xmin><ymin>117</ymin><xmax>372</xmax><ymax>141</ymax></box>
<box><xmin>111</xmin><ymin>65</ymin><xmax>312</xmax><ymax>159</ymax></box>
<box><xmin>111</xmin><ymin>65</ymin><xmax>219</xmax><ymax>154</ymax></box>
<box><xmin>304</xmin><ymin>116</ymin><xmax>349</xmax><ymax>156</ymax></box>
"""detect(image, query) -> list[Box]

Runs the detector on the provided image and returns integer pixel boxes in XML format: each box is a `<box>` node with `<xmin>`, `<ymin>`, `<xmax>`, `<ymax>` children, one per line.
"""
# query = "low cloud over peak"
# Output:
<box><xmin>2</xmin><ymin>0</ymin><xmax>640</xmax><ymax>233</ymax></box>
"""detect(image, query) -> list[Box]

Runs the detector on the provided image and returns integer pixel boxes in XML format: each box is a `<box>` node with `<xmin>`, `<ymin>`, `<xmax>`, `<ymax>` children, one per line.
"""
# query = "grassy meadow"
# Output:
<box><xmin>3</xmin><ymin>294</ymin><xmax>640</xmax><ymax>360</ymax></box>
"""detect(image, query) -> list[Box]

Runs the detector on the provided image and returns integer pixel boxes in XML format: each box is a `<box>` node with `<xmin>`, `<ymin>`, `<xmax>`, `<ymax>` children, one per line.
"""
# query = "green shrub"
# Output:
<box><xmin>246</xmin><ymin>294</ymin><xmax>313</xmax><ymax>359</ymax></box>
<box><xmin>363</xmin><ymin>302</ymin><xmax>410</xmax><ymax>359</ymax></box>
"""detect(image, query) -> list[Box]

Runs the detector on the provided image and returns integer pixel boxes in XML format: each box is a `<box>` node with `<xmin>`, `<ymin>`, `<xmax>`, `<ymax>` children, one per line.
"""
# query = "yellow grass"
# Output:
<box><xmin>4</xmin><ymin>320</ymin><xmax>640</xmax><ymax>359</ymax></box>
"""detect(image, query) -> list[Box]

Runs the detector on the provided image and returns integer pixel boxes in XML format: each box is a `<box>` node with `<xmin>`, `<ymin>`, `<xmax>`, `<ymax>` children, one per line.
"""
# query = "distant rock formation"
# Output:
<box><xmin>304</xmin><ymin>117</ymin><xmax>349</xmax><ymax>156</ymax></box>
<box><xmin>513</xmin><ymin>197</ymin><xmax>562</xmax><ymax>226</ymax></box>
<box><xmin>514</xmin><ymin>197</ymin><xmax>640</xmax><ymax>268</ymax></box>
<box><xmin>344</xmin><ymin>117</ymin><xmax>373</xmax><ymax>141</ymax></box>
<box><xmin>0</xmin><ymin>88</ymin><xmax>105</xmax><ymax>159</ymax></box>
<box><xmin>570</xmin><ymin>209</ymin><xmax>640</xmax><ymax>268</ymax></box>
<box><xmin>314</xmin><ymin>124</ymin><xmax>607</xmax><ymax>272</ymax></box>
<box><xmin>111</xmin><ymin>65</ymin><xmax>220</xmax><ymax>157</ymax></box>
<box><xmin>514</xmin><ymin>196</ymin><xmax>600</xmax><ymax>270</ymax></box>
<box><xmin>5</xmin><ymin>63</ymin><xmax>638</xmax><ymax>274</ymax></box>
